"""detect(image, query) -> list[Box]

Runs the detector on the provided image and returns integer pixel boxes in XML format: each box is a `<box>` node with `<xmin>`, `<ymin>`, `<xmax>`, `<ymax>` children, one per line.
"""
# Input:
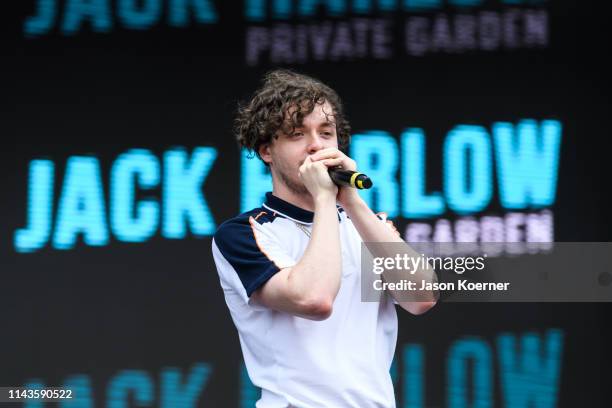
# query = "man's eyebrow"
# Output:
<box><xmin>319</xmin><ymin>122</ymin><xmax>335</xmax><ymax>128</ymax></box>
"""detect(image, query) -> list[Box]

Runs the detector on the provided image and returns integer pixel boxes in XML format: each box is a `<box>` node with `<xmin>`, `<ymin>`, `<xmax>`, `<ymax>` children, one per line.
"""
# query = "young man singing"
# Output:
<box><xmin>212</xmin><ymin>70</ymin><xmax>437</xmax><ymax>407</ymax></box>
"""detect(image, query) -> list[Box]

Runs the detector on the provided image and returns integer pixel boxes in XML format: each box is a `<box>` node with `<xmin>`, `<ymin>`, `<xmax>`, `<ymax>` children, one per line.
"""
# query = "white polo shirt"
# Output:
<box><xmin>212</xmin><ymin>192</ymin><xmax>398</xmax><ymax>408</ymax></box>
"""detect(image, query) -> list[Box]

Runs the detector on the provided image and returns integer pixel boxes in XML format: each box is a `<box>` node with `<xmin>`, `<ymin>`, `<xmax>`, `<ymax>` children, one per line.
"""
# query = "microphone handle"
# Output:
<box><xmin>328</xmin><ymin>168</ymin><xmax>373</xmax><ymax>190</ymax></box>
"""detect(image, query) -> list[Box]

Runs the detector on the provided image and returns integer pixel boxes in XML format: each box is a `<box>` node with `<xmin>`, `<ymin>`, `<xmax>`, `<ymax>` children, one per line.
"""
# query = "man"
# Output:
<box><xmin>212</xmin><ymin>70</ymin><xmax>437</xmax><ymax>407</ymax></box>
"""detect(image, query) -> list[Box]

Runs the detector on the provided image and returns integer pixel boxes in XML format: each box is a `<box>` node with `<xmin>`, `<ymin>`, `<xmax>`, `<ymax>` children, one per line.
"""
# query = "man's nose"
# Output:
<box><xmin>307</xmin><ymin>134</ymin><xmax>324</xmax><ymax>154</ymax></box>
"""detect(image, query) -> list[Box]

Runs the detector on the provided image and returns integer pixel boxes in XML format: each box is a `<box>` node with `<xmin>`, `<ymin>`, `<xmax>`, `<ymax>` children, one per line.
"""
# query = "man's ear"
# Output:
<box><xmin>259</xmin><ymin>143</ymin><xmax>272</xmax><ymax>165</ymax></box>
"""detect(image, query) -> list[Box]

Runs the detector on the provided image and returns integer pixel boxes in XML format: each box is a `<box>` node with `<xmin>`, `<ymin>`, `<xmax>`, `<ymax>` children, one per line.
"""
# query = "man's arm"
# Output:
<box><xmin>251</xmin><ymin>159</ymin><xmax>342</xmax><ymax>320</ymax></box>
<box><xmin>310</xmin><ymin>148</ymin><xmax>437</xmax><ymax>315</ymax></box>
<box><xmin>342</xmin><ymin>197</ymin><xmax>438</xmax><ymax>315</ymax></box>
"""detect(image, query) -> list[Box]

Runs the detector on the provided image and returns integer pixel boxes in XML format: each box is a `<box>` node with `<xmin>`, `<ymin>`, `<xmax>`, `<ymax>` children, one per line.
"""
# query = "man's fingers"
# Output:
<box><xmin>311</xmin><ymin>149</ymin><xmax>357</xmax><ymax>172</ymax></box>
<box><xmin>322</xmin><ymin>158</ymin><xmax>343</xmax><ymax>167</ymax></box>
<box><xmin>299</xmin><ymin>156</ymin><xmax>313</xmax><ymax>175</ymax></box>
<box><xmin>311</xmin><ymin>148</ymin><xmax>342</xmax><ymax>161</ymax></box>
<box><xmin>300</xmin><ymin>157</ymin><xmax>331</xmax><ymax>177</ymax></box>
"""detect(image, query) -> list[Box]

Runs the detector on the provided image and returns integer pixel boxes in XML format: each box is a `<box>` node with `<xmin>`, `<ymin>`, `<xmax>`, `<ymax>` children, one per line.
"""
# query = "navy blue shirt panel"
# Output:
<box><xmin>214</xmin><ymin>210</ymin><xmax>281</xmax><ymax>297</ymax></box>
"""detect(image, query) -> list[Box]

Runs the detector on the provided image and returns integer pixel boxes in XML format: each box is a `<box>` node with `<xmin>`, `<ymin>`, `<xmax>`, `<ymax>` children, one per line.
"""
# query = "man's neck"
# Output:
<box><xmin>271</xmin><ymin>182</ymin><xmax>316</xmax><ymax>212</ymax></box>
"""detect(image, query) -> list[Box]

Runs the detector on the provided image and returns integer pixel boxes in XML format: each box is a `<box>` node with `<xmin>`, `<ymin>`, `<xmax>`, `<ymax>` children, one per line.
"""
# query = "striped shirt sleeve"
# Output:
<box><xmin>212</xmin><ymin>214</ymin><xmax>296</xmax><ymax>304</ymax></box>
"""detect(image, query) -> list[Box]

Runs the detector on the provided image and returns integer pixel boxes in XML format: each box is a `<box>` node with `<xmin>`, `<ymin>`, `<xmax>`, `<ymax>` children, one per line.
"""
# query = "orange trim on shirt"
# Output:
<box><xmin>248</xmin><ymin>216</ymin><xmax>284</xmax><ymax>270</ymax></box>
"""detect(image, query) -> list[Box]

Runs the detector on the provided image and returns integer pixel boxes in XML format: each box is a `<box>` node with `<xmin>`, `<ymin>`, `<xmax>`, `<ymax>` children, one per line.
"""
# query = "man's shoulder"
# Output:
<box><xmin>214</xmin><ymin>207</ymin><xmax>278</xmax><ymax>245</ymax></box>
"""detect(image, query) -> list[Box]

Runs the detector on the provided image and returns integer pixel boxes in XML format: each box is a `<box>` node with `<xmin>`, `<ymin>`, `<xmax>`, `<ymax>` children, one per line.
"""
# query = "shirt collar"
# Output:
<box><xmin>263</xmin><ymin>192</ymin><xmax>315</xmax><ymax>224</ymax></box>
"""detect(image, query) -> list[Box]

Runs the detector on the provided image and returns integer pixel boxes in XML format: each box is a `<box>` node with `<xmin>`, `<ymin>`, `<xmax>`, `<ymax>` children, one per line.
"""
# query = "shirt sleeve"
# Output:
<box><xmin>212</xmin><ymin>214</ymin><xmax>297</xmax><ymax>306</ymax></box>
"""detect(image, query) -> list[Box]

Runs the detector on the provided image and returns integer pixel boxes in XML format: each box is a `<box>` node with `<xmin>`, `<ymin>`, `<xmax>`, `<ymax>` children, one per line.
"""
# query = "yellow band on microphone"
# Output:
<box><xmin>350</xmin><ymin>172</ymin><xmax>362</xmax><ymax>188</ymax></box>
<box><xmin>357</xmin><ymin>179</ymin><xmax>364</xmax><ymax>189</ymax></box>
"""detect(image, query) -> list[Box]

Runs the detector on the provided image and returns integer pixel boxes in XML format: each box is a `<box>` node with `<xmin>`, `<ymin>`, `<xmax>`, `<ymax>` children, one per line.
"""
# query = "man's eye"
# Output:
<box><xmin>291</xmin><ymin>132</ymin><xmax>303</xmax><ymax>138</ymax></box>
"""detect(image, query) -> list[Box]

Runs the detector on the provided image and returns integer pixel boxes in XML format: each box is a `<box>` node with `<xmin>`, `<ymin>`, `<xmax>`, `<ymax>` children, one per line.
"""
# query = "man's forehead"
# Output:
<box><xmin>284</xmin><ymin>100</ymin><xmax>336</xmax><ymax>124</ymax></box>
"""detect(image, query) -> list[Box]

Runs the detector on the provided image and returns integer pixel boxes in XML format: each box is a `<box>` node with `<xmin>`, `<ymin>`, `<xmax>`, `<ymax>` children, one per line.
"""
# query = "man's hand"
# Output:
<box><xmin>309</xmin><ymin>148</ymin><xmax>361</xmax><ymax>207</ymax></box>
<box><xmin>256</xmin><ymin>154</ymin><xmax>343</xmax><ymax>321</ymax></box>
<box><xmin>299</xmin><ymin>155</ymin><xmax>338</xmax><ymax>200</ymax></box>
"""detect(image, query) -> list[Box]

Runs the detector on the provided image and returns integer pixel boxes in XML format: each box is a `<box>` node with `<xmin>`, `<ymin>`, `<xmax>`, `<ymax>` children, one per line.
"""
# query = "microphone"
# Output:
<box><xmin>328</xmin><ymin>168</ymin><xmax>373</xmax><ymax>189</ymax></box>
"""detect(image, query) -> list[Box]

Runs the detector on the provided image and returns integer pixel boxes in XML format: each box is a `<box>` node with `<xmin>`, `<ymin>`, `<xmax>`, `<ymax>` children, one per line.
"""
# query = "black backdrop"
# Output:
<box><xmin>5</xmin><ymin>1</ymin><xmax>612</xmax><ymax>407</ymax></box>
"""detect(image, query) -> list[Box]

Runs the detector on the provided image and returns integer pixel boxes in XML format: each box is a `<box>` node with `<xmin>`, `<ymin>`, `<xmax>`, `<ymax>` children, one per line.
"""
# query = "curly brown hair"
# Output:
<box><xmin>235</xmin><ymin>70</ymin><xmax>351</xmax><ymax>163</ymax></box>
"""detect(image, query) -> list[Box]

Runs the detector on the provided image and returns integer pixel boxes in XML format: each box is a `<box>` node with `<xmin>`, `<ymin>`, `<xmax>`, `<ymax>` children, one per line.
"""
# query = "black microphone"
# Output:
<box><xmin>328</xmin><ymin>168</ymin><xmax>373</xmax><ymax>189</ymax></box>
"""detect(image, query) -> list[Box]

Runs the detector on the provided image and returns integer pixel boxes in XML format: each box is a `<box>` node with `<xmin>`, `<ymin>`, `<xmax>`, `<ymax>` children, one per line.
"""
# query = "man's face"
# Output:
<box><xmin>260</xmin><ymin>101</ymin><xmax>339</xmax><ymax>196</ymax></box>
